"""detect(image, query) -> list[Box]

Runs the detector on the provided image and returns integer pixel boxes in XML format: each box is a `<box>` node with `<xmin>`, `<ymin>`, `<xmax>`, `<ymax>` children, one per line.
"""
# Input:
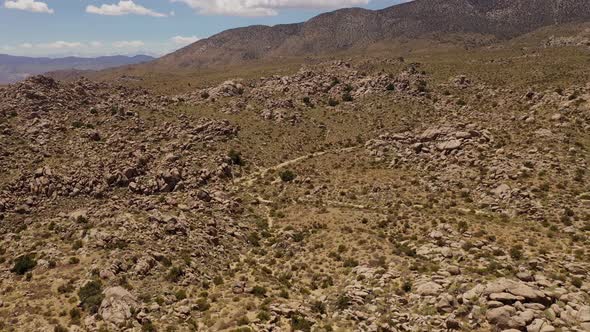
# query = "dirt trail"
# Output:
<box><xmin>237</xmin><ymin>145</ymin><xmax>360</xmax><ymax>187</ymax></box>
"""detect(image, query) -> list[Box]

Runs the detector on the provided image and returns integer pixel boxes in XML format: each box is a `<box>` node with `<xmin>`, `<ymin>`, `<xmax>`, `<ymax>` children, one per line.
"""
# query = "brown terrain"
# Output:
<box><xmin>1</xmin><ymin>0</ymin><xmax>590</xmax><ymax>332</ymax></box>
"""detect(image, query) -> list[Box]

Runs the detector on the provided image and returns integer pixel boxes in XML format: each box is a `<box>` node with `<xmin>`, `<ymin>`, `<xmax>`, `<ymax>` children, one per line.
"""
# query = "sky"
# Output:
<box><xmin>0</xmin><ymin>0</ymin><xmax>407</xmax><ymax>58</ymax></box>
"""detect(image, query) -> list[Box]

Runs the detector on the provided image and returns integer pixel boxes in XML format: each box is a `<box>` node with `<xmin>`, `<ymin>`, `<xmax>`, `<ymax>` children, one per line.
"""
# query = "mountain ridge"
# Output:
<box><xmin>153</xmin><ymin>0</ymin><xmax>590</xmax><ymax>69</ymax></box>
<box><xmin>0</xmin><ymin>54</ymin><xmax>154</xmax><ymax>84</ymax></box>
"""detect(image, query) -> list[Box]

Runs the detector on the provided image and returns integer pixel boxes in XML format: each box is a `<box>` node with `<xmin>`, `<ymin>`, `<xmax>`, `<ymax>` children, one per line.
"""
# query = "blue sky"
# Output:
<box><xmin>0</xmin><ymin>0</ymin><xmax>406</xmax><ymax>57</ymax></box>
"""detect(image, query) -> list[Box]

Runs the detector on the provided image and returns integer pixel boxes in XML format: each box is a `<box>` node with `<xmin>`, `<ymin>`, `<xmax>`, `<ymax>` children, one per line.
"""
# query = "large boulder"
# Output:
<box><xmin>416</xmin><ymin>281</ymin><xmax>443</xmax><ymax>296</ymax></box>
<box><xmin>99</xmin><ymin>286</ymin><xmax>138</xmax><ymax>327</ymax></box>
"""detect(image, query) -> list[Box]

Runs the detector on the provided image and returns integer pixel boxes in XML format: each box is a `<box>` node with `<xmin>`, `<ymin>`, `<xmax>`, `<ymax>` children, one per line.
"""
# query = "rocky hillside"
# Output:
<box><xmin>1</xmin><ymin>42</ymin><xmax>590</xmax><ymax>331</ymax></box>
<box><xmin>155</xmin><ymin>0</ymin><xmax>590</xmax><ymax>68</ymax></box>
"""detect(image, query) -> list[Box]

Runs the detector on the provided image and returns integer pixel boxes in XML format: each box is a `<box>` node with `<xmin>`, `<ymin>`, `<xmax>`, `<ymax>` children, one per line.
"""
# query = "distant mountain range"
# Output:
<box><xmin>0</xmin><ymin>54</ymin><xmax>154</xmax><ymax>84</ymax></box>
<box><xmin>153</xmin><ymin>0</ymin><xmax>590</xmax><ymax>69</ymax></box>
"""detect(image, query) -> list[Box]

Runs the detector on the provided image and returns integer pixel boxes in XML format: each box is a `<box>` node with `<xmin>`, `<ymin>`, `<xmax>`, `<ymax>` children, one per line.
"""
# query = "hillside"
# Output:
<box><xmin>0</xmin><ymin>54</ymin><xmax>154</xmax><ymax>84</ymax></box>
<box><xmin>153</xmin><ymin>0</ymin><xmax>590</xmax><ymax>69</ymax></box>
<box><xmin>1</xmin><ymin>44</ymin><xmax>590</xmax><ymax>332</ymax></box>
<box><xmin>2</xmin><ymin>0</ymin><xmax>590</xmax><ymax>331</ymax></box>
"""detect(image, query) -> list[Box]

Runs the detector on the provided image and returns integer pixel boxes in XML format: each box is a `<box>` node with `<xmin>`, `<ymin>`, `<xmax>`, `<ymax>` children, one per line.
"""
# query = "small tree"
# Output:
<box><xmin>11</xmin><ymin>254</ymin><xmax>37</xmax><ymax>275</ymax></box>
<box><xmin>78</xmin><ymin>280</ymin><xmax>104</xmax><ymax>313</ymax></box>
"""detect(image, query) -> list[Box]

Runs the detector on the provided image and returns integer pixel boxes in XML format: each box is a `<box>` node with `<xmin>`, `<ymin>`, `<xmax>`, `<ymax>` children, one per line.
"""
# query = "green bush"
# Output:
<box><xmin>72</xmin><ymin>240</ymin><xmax>83</xmax><ymax>250</ymax></box>
<box><xmin>247</xmin><ymin>232</ymin><xmax>260</xmax><ymax>246</ymax></box>
<box><xmin>311</xmin><ymin>300</ymin><xmax>326</xmax><ymax>314</ymax></box>
<box><xmin>54</xmin><ymin>325</ymin><xmax>68</xmax><ymax>332</ymax></box>
<box><xmin>279</xmin><ymin>170</ymin><xmax>296</xmax><ymax>182</ymax></box>
<box><xmin>167</xmin><ymin>266</ymin><xmax>184</xmax><ymax>283</ymax></box>
<box><xmin>228</xmin><ymin>149</ymin><xmax>244</xmax><ymax>166</ymax></box>
<box><xmin>141</xmin><ymin>322</ymin><xmax>157</xmax><ymax>332</ymax></box>
<box><xmin>290</xmin><ymin>315</ymin><xmax>313</xmax><ymax>332</ymax></box>
<box><xmin>69</xmin><ymin>307</ymin><xmax>81</xmax><ymax>323</ymax></box>
<box><xmin>175</xmin><ymin>289</ymin><xmax>187</xmax><ymax>300</ymax></box>
<box><xmin>343</xmin><ymin>258</ymin><xmax>358</xmax><ymax>268</ymax></box>
<box><xmin>195</xmin><ymin>298</ymin><xmax>210</xmax><ymax>311</ymax></box>
<box><xmin>78</xmin><ymin>280</ymin><xmax>104</xmax><ymax>313</ymax></box>
<box><xmin>11</xmin><ymin>254</ymin><xmax>37</xmax><ymax>275</ymax></box>
<box><xmin>509</xmin><ymin>245</ymin><xmax>523</xmax><ymax>260</ymax></box>
<box><xmin>257</xmin><ymin>311</ymin><xmax>271</xmax><ymax>321</ymax></box>
<box><xmin>335</xmin><ymin>294</ymin><xmax>351</xmax><ymax>309</ymax></box>
<box><xmin>251</xmin><ymin>285</ymin><xmax>267</xmax><ymax>297</ymax></box>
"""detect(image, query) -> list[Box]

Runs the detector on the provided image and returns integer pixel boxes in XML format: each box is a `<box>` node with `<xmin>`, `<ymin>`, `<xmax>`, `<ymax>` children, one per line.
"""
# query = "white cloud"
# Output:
<box><xmin>112</xmin><ymin>40</ymin><xmax>145</xmax><ymax>48</ymax></box>
<box><xmin>2</xmin><ymin>38</ymin><xmax>192</xmax><ymax>57</ymax></box>
<box><xmin>86</xmin><ymin>0</ymin><xmax>167</xmax><ymax>17</ymax></box>
<box><xmin>38</xmin><ymin>41</ymin><xmax>84</xmax><ymax>49</ymax></box>
<box><xmin>4</xmin><ymin>0</ymin><xmax>54</xmax><ymax>13</ymax></box>
<box><xmin>171</xmin><ymin>35</ymin><xmax>200</xmax><ymax>45</ymax></box>
<box><xmin>171</xmin><ymin>0</ymin><xmax>370</xmax><ymax>16</ymax></box>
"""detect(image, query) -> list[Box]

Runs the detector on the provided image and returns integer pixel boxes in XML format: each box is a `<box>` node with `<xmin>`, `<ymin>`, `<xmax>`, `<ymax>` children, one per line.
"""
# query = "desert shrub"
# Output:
<box><xmin>228</xmin><ymin>150</ymin><xmax>244</xmax><ymax>166</ymax></box>
<box><xmin>251</xmin><ymin>286</ymin><xmax>267</xmax><ymax>297</ymax></box>
<box><xmin>236</xmin><ymin>316</ymin><xmax>250</xmax><ymax>326</ymax></box>
<box><xmin>78</xmin><ymin>280</ymin><xmax>104</xmax><ymax>313</ymax></box>
<box><xmin>386</xmin><ymin>83</ymin><xmax>395</xmax><ymax>91</ymax></box>
<box><xmin>54</xmin><ymin>325</ymin><xmax>68</xmax><ymax>332</ymax></box>
<box><xmin>195</xmin><ymin>298</ymin><xmax>210</xmax><ymax>311</ymax></box>
<box><xmin>290</xmin><ymin>315</ymin><xmax>313</xmax><ymax>332</ymax></box>
<box><xmin>257</xmin><ymin>311</ymin><xmax>271</xmax><ymax>321</ymax></box>
<box><xmin>142</xmin><ymin>322</ymin><xmax>157</xmax><ymax>332</ymax></box>
<box><xmin>311</xmin><ymin>300</ymin><xmax>326</xmax><ymax>314</ymax></box>
<box><xmin>175</xmin><ymin>289</ymin><xmax>187</xmax><ymax>300</ymax></box>
<box><xmin>342</xmin><ymin>92</ymin><xmax>353</xmax><ymax>102</ymax></box>
<box><xmin>327</xmin><ymin>98</ymin><xmax>339</xmax><ymax>107</ymax></box>
<box><xmin>247</xmin><ymin>232</ymin><xmax>260</xmax><ymax>246</ymax></box>
<box><xmin>70</xmin><ymin>307</ymin><xmax>81</xmax><ymax>323</ymax></box>
<box><xmin>343</xmin><ymin>258</ymin><xmax>358</xmax><ymax>268</ymax></box>
<box><xmin>292</xmin><ymin>232</ymin><xmax>305</xmax><ymax>243</ymax></box>
<box><xmin>72</xmin><ymin>240</ymin><xmax>83</xmax><ymax>250</ymax></box>
<box><xmin>457</xmin><ymin>220</ymin><xmax>468</xmax><ymax>233</ymax></box>
<box><xmin>11</xmin><ymin>254</ymin><xmax>37</xmax><ymax>275</ymax></box>
<box><xmin>572</xmin><ymin>277</ymin><xmax>583</xmax><ymax>288</ymax></box>
<box><xmin>58</xmin><ymin>283</ymin><xmax>75</xmax><ymax>294</ymax></box>
<box><xmin>335</xmin><ymin>294</ymin><xmax>351</xmax><ymax>309</ymax></box>
<box><xmin>401</xmin><ymin>279</ymin><xmax>412</xmax><ymax>293</ymax></box>
<box><xmin>167</xmin><ymin>266</ymin><xmax>184</xmax><ymax>282</ymax></box>
<box><xmin>213</xmin><ymin>275</ymin><xmax>223</xmax><ymax>285</ymax></box>
<box><xmin>509</xmin><ymin>245</ymin><xmax>523</xmax><ymax>260</ymax></box>
<box><xmin>279</xmin><ymin>170</ymin><xmax>296</xmax><ymax>182</ymax></box>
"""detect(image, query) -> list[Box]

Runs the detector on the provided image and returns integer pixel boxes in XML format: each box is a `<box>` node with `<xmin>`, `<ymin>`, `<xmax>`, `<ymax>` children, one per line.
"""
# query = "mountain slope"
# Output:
<box><xmin>0</xmin><ymin>54</ymin><xmax>154</xmax><ymax>84</ymax></box>
<box><xmin>155</xmin><ymin>0</ymin><xmax>590</xmax><ymax>68</ymax></box>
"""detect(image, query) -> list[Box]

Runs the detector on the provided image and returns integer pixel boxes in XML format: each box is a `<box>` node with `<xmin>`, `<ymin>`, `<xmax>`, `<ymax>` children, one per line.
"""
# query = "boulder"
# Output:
<box><xmin>99</xmin><ymin>287</ymin><xmax>138</xmax><ymax>327</ymax></box>
<box><xmin>487</xmin><ymin>305</ymin><xmax>516</xmax><ymax>328</ymax></box>
<box><xmin>416</xmin><ymin>281</ymin><xmax>443</xmax><ymax>296</ymax></box>
<box><xmin>437</xmin><ymin>139</ymin><xmax>462</xmax><ymax>151</ymax></box>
